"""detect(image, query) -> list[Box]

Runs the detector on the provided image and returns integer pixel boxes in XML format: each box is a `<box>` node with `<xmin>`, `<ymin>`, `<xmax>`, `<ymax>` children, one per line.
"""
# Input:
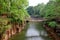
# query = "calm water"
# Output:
<box><xmin>10</xmin><ymin>22</ymin><xmax>51</xmax><ymax>40</ymax></box>
<box><xmin>25</xmin><ymin>22</ymin><xmax>51</xmax><ymax>40</ymax></box>
<box><xmin>26</xmin><ymin>22</ymin><xmax>43</xmax><ymax>40</ymax></box>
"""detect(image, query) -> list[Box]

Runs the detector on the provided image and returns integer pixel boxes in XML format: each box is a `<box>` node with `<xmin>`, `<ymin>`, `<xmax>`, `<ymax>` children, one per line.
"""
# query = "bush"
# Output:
<box><xmin>48</xmin><ymin>21</ymin><xmax>57</xmax><ymax>28</ymax></box>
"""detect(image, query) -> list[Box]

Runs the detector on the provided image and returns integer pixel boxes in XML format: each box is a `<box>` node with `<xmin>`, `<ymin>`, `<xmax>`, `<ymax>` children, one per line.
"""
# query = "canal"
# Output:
<box><xmin>10</xmin><ymin>22</ymin><xmax>52</xmax><ymax>40</ymax></box>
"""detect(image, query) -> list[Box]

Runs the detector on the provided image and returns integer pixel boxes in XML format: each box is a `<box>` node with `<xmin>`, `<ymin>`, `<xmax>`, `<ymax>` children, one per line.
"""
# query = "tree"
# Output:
<box><xmin>40</xmin><ymin>0</ymin><xmax>60</xmax><ymax>19</ymax></box>
<box><xmin>27</xmin><ymin>3</ymin><xmax>45</xmax><ymax>18</ymax></box>
<box><xmin>40</xmin><ymin>0</ymin><xmax>60</xmax><ymax>28</ymax></box>
<box><xmin>27</xmin><ymin>6</ymin><xmax>34</xmax><ymax>15</ymax></box>
<box><xmin>0</xmin><ymin>0</ymin><xmax>30</xmax><ymax>38</ymax></box>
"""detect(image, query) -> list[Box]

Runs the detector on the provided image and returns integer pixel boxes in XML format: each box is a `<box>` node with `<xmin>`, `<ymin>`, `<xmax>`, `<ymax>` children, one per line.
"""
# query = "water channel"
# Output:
<box><xmin>10</xmin><ymin>22</ymin><xmax>52</xmax><ymax>40</ymax></box>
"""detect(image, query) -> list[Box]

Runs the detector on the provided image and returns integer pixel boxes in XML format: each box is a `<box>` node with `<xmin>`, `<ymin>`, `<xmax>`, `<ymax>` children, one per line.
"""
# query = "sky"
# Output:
<box><xmin>29</xmin><ymin>0</ymin><xmax>49</xmax><ymax>6</ymax></box>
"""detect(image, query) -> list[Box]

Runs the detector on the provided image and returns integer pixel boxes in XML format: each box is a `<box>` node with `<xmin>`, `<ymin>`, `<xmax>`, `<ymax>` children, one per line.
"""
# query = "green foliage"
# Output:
<box><xmin>0</xmin><ymin>0</ymin><xmax>29</xmax><ymax>21</ymax></box>
<box><xmin>39</xmin><ymin>0</ymin><xmax>60</xmax><ymax>28</ymax></box>
<box><xmin>27</xmin><ymin>6</ymin><xmax>34</xmax><ymax>15</ymax></box>
<box><xmin>0</xmin><ymin>0</ymin><xmax>29</xmax><ymax>35</ymax></box>
<box><xmin>0</xmin><ymin>18</ymin><xmax>12</xmax><ymax>34</ymax></box>
<box><xmin>40</xmin><ymin>0</ymin><xmax>60</xmax><ymax>19</ymax></box>
<box><xmin>48</xmin><ymin>21</ymin><xmax>57</xmax><ymax>28</ymax></box>
<box><xmin>27</xmin><ymin>3</ymin><xmax>45</xmax><ymax>17</ymax></box>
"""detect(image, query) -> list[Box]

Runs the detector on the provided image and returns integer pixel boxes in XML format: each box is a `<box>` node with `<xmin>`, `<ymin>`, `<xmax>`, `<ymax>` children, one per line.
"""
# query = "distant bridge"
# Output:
<box><xmin>25</xmin><ymin>18</ymin><xmax>47</xmax><ymax>22</ymax></box>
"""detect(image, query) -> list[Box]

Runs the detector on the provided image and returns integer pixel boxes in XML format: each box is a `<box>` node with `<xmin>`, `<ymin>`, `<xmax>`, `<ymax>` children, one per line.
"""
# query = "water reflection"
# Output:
<box><xmin>26</xmin><ymin>22</ymin><xmax>39</xmax><ymax>37</ymax></box>
<box><xmin>26</xmin><ymin>22</ymin><xmax>51</xmax><ymax>40</ymax></box>
<box><xmin>26</xmin><ymin>22</ymin><xmax>44</xmax><ymax>40</ymax></box>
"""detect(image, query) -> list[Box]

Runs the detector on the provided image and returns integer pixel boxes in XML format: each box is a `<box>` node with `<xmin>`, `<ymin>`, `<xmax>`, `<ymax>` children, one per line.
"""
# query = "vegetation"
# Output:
<box><xmin>0</xmin><ymin>0</ymin><xmax>60</xmax><ymax>39</ymax></box>
<box><xmin>0</xmin><ymin>0</ymin><xmax>30</xmax><ymax>39</ymax></box>
<box><xmin>40</xmin><ymin>0</ymin><xmax>60</xmax><ymax>28</ymax></box>
<box><xmin>27</xmin><ymin>3</ymin><xmax>45</xmax><ymax>17</ymax></box>
<box><xmin>48</xmin><ymin>21</ymin><xmax>57</xmax><ymax>28</ymax></box>
<box><xmin>27</xmin><ymin>0</ymin><xmax>60</xmax><ymax>28</ymax></box>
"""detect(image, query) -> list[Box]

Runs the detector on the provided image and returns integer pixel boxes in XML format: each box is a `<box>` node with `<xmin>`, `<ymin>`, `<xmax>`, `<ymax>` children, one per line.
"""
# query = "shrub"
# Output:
<box><xmin>48</xmin><ymin>21</ymin><xmax>57</xmax><ymax>28</ymax></box>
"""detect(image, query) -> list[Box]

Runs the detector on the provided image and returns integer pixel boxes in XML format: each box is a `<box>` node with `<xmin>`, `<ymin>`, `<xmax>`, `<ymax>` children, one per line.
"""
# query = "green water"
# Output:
<box><xmin>10</xmin><ymin>22</ymin><xmax>52</xmax><ymax>40</ymax></box>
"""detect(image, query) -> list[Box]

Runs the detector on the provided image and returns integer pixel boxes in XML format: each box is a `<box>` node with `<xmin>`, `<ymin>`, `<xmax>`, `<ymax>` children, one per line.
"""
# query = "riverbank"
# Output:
<box><xmin>0</xmin><ymin>21</ymin><xmax>27</xmax><ymax>40</ymax></box>
<box><xmin>9</xmin><ymin>30</ymin><xmax>26</xmax><ymax>40</ymax></box>
<box><xmin>9</xmin><ymin>23</ymin><xmax>29</xmax><ymax>40</ymax></box>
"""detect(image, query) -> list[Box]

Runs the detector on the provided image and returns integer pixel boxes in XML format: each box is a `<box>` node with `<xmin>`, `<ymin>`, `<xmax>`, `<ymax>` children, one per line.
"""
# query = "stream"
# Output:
<box><xmin>26</xmin><ymin>22</ymin><xmax>43</xmax><ymax>40</ymax></box>
<box><xmin>25</xmin><ymin>22</ymin><xmax>51</xmax><ymax>40</ymax></box>
<box><xmin>10</xmin><ymin>22</ymin><xmax>52</xmax><ymax>40</ymax></box>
